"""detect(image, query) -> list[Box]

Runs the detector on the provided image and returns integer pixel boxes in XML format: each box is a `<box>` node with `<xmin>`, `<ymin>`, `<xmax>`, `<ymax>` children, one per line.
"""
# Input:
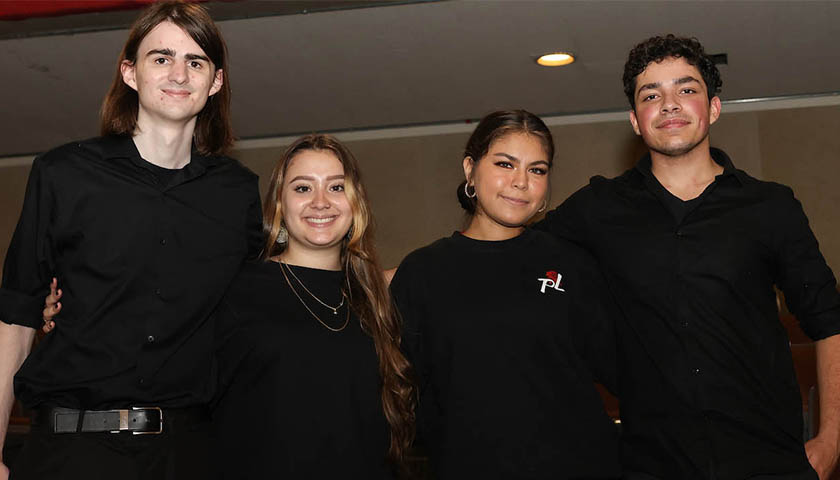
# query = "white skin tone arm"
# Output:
<box><xmin>0</xmin><ymin>322</ymin><xmax>35</xmax><ymax>479</ymax></box>
<box><xmin>806</xmin><ymin>334</ymin><xmax>840</xmax><ymax>479</ymax></box>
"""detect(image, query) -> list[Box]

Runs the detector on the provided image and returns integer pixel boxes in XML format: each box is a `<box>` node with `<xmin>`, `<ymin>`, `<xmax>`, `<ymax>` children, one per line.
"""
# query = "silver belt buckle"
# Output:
<box><xmin>132</xmin><ymin>406</ymin><xmax>163</xmax><ymax>435</ymax></box>
<box><xmin>107</xmin><ymin>406</ymin><xmax>163</xmax><ymax>435</ymax></box>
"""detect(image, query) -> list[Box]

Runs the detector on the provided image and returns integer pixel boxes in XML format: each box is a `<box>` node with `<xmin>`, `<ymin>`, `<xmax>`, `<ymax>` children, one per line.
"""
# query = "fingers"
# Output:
<box><xmin>42</xmin><ymin>299</ymin><xmax>61</xmax><ymax>319</ymax></box>
<box><xmin>42</xmin><ymin>277</ymin><xmax>63</xmax><ymax>333</ymax></box>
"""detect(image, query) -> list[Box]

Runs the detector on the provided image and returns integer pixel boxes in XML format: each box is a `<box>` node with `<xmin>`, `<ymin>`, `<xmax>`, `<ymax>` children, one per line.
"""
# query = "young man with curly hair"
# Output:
<box><xmin>538</xmin><ymin>34</ymin><xmax>840</xmax><ymax>479</ymax></box>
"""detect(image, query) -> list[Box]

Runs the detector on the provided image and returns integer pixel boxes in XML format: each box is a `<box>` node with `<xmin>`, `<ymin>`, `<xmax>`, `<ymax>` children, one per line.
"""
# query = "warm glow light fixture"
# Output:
<box><xmin>536</xmin><ymin>52</ymin><xmax>575</xmax><ymax>67</ymax></box>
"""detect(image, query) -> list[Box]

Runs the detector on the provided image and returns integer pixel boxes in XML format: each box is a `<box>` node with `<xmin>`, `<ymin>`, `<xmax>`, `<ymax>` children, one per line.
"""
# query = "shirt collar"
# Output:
<box><xmin>635</xmin><ymin>147</ymin><xmax>746</xmax><ymax>186</ymax></box>
<box><xmin>101</xmin><ymin>134</ymin><xmax>224</xmax><ymax>178</ymax></box>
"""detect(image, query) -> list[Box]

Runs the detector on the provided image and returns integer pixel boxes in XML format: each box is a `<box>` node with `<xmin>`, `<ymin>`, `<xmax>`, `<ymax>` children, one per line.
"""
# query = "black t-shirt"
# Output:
<box><xmin>212</xmin><ymin>261</ymin><xmax>392</xmax><ymax>479</ymax></box>
<box><xmin>535</xmin><ymin>148</ymin><xmax>840</xmax><ymax>479</ymax></box>
<box><xmin>0</xmin><ymin>135</ymin><xmax>263</xmax><ymax>409</ymax></box>
<box><xmin>141</xmin><ymin>158</ymin><xmax>184</xmax><ymax>188</ymax></box>
<box><xmin>390</xmin><ymin>228</ymin><xmax>620</xmax><ymax>480</ymax></box>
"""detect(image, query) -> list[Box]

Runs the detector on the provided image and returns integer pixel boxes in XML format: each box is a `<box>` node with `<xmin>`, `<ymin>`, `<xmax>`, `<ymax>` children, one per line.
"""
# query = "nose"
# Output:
<box><xmin>311</xmin><ymin>187</ymin><xmax>331</xmax><ymax>209</ymax></box>
<box><xmin>660</xmin><ymin>91</ymin><xmax>681</xmax><ymax>114</ymax></box>
<box><xmin>168</xmin><ymin>61</ymin><xmax>188</xmax><ymax>84</ymax></box>
<box><xmin>512</xmin><ymin>168</ymin><xmax>528</xmax><ymax>190</ymax></box>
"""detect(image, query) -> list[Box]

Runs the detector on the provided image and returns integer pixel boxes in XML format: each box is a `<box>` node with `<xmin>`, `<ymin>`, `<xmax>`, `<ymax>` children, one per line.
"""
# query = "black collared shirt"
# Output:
<box><xmin>0</xmin><ymin>135</ymin><xmax>262</xmax><ymax>409</ymax></box>
<box><xmin>536</xmin><ymin>148</ymin><xmax>840</xmax><ymax>479</ymax></box>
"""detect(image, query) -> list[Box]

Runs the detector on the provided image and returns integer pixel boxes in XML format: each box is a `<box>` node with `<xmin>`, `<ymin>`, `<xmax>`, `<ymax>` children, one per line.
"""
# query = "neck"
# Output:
<box><xmin>132</xmin><ymin>111</ymin><xmax>197</xmax><ymax>169</ymax></box>
<box><xmin>462</xmin><ymin>212</ymin><xmax>525</xmax><ymax>241</ymax></box>
<box><xmin>278</xmin><ymin>244</ymin><xmax>343</xmax><ymax>271</ymax></box>
<box><xmin>650</xmin><ymin>140</ymin><xmax>723</xmax><ymax>201</ymax></box>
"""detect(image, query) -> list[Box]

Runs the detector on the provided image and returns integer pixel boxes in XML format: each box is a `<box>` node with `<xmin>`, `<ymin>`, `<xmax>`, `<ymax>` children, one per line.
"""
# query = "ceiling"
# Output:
<box><xmin>1</xmin><ymin>0</ymin><xmax>839</xmax><ymax>158</ymax></box>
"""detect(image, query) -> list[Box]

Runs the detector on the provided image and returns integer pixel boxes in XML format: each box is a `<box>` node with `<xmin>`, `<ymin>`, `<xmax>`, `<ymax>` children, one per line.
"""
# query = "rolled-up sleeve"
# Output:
<box><xmin>0</xmin><ymin>155</ymin><xmax>54</xmax><ymax>329</ymax></box>
<box><xmin>776</xmin><ymin>187</ymin><xmax>840</xmax><ymax>340</ymax></box>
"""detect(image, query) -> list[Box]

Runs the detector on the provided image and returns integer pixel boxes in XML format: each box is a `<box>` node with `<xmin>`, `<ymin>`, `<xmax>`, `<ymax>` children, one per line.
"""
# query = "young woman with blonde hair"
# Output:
<box><xmin>212</xmin><ymin>134</ymin><xmax>414</xmax><ymax>478</ymax></box>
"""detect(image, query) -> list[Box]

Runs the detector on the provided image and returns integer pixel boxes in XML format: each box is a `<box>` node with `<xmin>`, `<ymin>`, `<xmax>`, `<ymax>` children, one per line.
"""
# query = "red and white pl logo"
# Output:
<box><xmin>538</xmin><ymin>270</ymin><xmax>565</xmax><ymax>293</ymax></box>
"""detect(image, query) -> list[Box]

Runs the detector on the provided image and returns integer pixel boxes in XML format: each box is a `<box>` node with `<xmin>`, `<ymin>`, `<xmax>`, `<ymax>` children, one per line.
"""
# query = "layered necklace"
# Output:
<box><xmin>278</xmin><ymin>261</ymin><xmax>350</xmax><ymax>332</ymax></box>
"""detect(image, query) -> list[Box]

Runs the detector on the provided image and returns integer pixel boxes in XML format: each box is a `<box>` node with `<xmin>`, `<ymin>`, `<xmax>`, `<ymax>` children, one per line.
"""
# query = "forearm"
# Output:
<box><xmin>0</xmin><ymin>322</ymin><xmax>34</xmax><ymax>464</ymax></box>
<box><xmin>816</xmin><ymin>334</ymin><xmax>840</xmax><ymax>443</ymax></box>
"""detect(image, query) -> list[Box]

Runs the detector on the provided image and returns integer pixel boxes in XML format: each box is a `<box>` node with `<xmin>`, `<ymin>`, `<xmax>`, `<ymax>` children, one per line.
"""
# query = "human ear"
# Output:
<box><xmin>629</xmin><ymin>110</ymin><xmax>641</xmax><ymax>136</ymax></box>
<box><xmin>708</xmin><ymin>96</ymin><xmax>722</xmax><ymax>126</ymax></box>
<box><xmin>209</xmin><ymin>68</ymin><xmax>224</xmax><ymax>97</ymax></box>
<box><xmin>462</xmin><ymin>156</ymin><xmax>475</xmax><ymax>184</ymax></box>
<box><xmin>120</xmin><ymin>60</ymin><xmax>138</xmax><ymax>92</ymax></box>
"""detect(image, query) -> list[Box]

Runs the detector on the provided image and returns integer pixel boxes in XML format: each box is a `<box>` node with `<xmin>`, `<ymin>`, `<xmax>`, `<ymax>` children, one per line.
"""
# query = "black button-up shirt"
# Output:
<box><xmin>536</xmin><ymin>148</ymin><xmax>840</xmax><ymax>479</ymax></box>
<box><xmin>0</xmin><ymin>135</ymin><xmax>262</xmax><ymax>409</ymax></box>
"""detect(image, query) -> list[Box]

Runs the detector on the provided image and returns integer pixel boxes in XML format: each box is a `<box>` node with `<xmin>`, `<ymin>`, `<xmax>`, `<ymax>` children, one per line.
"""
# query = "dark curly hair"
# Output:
<box><xmin>622</xmin><ymin>34</ymin><xmax>722</xmax><ymax>110</ymax></box>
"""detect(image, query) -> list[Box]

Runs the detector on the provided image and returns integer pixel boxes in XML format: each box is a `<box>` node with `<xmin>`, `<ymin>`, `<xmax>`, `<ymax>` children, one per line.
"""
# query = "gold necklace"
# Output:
<box><xmin>278</xmin><ymin>262</ymin><xmax>350</xmax><ymax>332</ymax></box>
<box><xmin>282</xmin><ymin>262</ymin><xmax>346</xmax><ymax>315</ymax></box>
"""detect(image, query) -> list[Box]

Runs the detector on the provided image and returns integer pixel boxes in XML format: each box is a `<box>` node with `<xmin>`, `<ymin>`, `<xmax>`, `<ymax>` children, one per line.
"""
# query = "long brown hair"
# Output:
<box><xmin>100</xmin><ymin>1</ymin><xmax>234</xmax><ymax>155</ymax></box>
<box><xmin>263</xmin><ymin>134</ymin><xmax>416</xmax><ymax>468</ymax></box>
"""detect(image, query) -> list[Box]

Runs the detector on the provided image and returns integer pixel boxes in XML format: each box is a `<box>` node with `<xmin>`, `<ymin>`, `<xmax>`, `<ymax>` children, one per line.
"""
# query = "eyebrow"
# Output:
<box><xmin>288</xmin><ymin>174</ymin><xmax>345</xmax><ymax>183</ymax></box>
<box><xmin>493</xmin><ymin>152</ymin><xmax>549</xmax><ymax>166</ymax></box>
<box><xmin>146</xmin><ymin>48</ymin><xmax>209</xmax><ymax>63</ymax></box>
<box><xmin>637</xmin><ymin>76</ymin><xmax>702</xmax><ymax>95</ymax></box>
<box><xmin>494</xmin><ymin>152</ymin><xmax>520</xmax><ymax>162</ymax></box>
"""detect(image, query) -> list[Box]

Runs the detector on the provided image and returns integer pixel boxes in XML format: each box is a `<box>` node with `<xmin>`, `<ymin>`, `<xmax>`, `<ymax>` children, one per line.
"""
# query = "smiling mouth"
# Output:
<box><xmin>500</xmin><ymin>195</ymin><xmax>529</xmax><ymax>206</ymax></box>
<box><xmin>305</xmin><ymin>216</ymin><xmax>337</xmax><ymax>226</ymax></box>
<box><xmin>658</xmin><ymin>118</ymin><xmax>690</xmax><ymax>129</ymax></box>
<box><xmin>162</xmin><ymin>89</ymin><xmax>191</xmax><ymax>97</ymax></box>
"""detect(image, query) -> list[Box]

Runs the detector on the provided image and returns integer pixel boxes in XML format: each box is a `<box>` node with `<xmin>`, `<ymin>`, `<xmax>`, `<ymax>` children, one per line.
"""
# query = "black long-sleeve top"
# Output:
<box><xmin>0</xmin><ymin>135</ymin><xmax>262</xmax><ymax>409</ymax></box>
<box><xmin>391</xmin><ymin>229</ymin><xmax>620</xmax><ymax>480</ymax></box>
<box><xmin>536</xmin><ymin>148</ymin><xmax>840</xmax><ymax>479</ymax></box>
<box><xmin>212</xmin><ymin>261</ymin><xmax>392</xmax><ymax>479</ymax></box>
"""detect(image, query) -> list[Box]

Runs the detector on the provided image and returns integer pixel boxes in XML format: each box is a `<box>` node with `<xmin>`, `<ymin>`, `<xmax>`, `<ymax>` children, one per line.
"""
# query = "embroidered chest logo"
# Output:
<box><xmin>538</xmin><ymin>270</ymin><xmax>565</xmax><ymax>294</ymax></box>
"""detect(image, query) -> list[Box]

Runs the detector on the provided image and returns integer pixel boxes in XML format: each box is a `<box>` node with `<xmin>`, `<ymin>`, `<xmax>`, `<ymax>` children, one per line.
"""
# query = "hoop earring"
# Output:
<box><xmin>276</xmin><ymin>225</ymin><xmax>288</xmax><ymax>244</ymax></box>
<box><xmin>537</xmin><ymin>199</ymin><xmax>547</xmax><ymax>213</ymax></box>
<box><xmin>464</xmin><ymin>183</ymin><xmax>476</xmax><ymax>199</ymax></box>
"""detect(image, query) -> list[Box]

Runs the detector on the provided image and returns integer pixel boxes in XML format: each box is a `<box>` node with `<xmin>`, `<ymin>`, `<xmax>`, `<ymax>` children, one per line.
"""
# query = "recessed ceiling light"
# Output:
<box><xmin>536</xmin><ymin>52</ymin><xmax>575</xmax><ymax>67</ymax></box>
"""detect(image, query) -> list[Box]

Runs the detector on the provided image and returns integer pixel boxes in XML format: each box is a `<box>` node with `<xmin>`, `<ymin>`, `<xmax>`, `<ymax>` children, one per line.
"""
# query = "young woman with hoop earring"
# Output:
<box><xmin>390</xmin><ymin>110</ymin><xmax>621</xmax><ymax>479</ymax></box>
<box><xmin>211</xmin><ymin>134</ymin><xmax>415</xmax><ymax>479</ymax></box>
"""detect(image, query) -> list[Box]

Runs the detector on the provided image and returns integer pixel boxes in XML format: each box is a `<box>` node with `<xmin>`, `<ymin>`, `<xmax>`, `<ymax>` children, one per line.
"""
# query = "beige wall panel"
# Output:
<box><xmin>546</xmin><ymin>120</ymin><xmax>646</xmax><ymax>205</ymax></box>
<box><xmin>0</xmin><ymin>165</ymin><xmax>33</xmax><ymax>288</ymax></box>
<box><xmin>757</xmin><ymin>105</ymin><xmax>840</xmax><ymax>274</ymax></box>
<box><xmin>343</xmin><ymin>134</ymin><xmax>468</xmax><ymax>267</ymax></box>
<box><xmin>710</xmin><ymin>111</ymin><xmax>763</xmax><ymax>179</ymax></box>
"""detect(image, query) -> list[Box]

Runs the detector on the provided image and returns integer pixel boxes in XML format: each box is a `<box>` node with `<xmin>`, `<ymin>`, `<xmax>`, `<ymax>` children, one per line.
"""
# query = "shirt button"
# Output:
<box><xmin>138</xmin><ymin>378</ymin><xmax>145</xmax><ymax>385</ymax></box>
<box><xmin>147</xmin><ymin>335</ymin><xmax>155</xmax><ymax>343</ymax></box>
<box><xmin>160</xmin><ymin>238</ymin><xmax>167</xmax><ymax>246</ymax></box>
<box><xmin>692</xmin><ymin>367</ymin><xmax>701</xmax><ymax>375</ymax></box>
<box><xmin>681</xmin><ymin>321</ymin><xmax>689</xmax><ymax>328</ymax></box>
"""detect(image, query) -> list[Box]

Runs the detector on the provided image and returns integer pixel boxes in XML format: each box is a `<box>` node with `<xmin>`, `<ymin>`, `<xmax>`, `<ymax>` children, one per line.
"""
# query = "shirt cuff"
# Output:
<box><xmin>0</xmin><ymin>288</ymin><xmax>45</xmax><ymax>329</ymax></box>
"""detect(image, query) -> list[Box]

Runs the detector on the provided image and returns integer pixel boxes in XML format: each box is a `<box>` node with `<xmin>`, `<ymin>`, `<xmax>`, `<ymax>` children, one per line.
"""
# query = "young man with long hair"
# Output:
<box><xmin>0</xmin><ymin>3</ymin><xmax>261</xmax><ymax>478</ymax></box>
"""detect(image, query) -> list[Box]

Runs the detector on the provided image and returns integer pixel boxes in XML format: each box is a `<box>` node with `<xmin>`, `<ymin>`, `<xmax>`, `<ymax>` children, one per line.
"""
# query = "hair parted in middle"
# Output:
<box><xmin>622</xmin><ymin>34</ymin><xmax>722</xmax><ymax>110</ymax></box>
<box><xmin>100</xmin><ymin>1</ymin><xmax>234</xmax><ymax>156</ymax></box>
<box><xmin>457</xmin><ymin>109</ymin><xmax>555</xmax><ymax>215</ymax></box>
<box><xmin>261</xmin><ymin>134</ymin><xmax>415</xmax><ymax>469</ymax></box>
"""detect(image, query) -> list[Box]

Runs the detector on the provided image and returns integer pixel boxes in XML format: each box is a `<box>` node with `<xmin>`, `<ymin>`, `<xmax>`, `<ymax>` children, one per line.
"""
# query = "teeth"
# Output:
<box><xmin>307</xmin><ymin>217</ymin><xmax>335</xmax><ymax>224</ymax></box>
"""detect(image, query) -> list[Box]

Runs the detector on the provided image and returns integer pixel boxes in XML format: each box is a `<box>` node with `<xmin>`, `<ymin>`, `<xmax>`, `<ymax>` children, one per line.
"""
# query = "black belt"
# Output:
<box><xmin>34</xmin><ymin>406</ymin><xmax>208</xmax><ymax>435</ymax></box>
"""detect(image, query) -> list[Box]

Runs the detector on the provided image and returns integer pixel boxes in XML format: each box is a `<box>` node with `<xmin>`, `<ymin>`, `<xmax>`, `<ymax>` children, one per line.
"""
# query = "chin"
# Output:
<box><xmin>496</xmin><ymin>215</ymin><xmax>532</xmax><ymax>228</ymax></box>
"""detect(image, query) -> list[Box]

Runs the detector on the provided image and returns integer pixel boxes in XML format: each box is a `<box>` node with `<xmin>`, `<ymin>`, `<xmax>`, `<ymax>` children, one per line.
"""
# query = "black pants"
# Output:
<box><xmin>10</xmin><ymin>418</ymin><xmax>213</xmax><ymax>480</ymax></box>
